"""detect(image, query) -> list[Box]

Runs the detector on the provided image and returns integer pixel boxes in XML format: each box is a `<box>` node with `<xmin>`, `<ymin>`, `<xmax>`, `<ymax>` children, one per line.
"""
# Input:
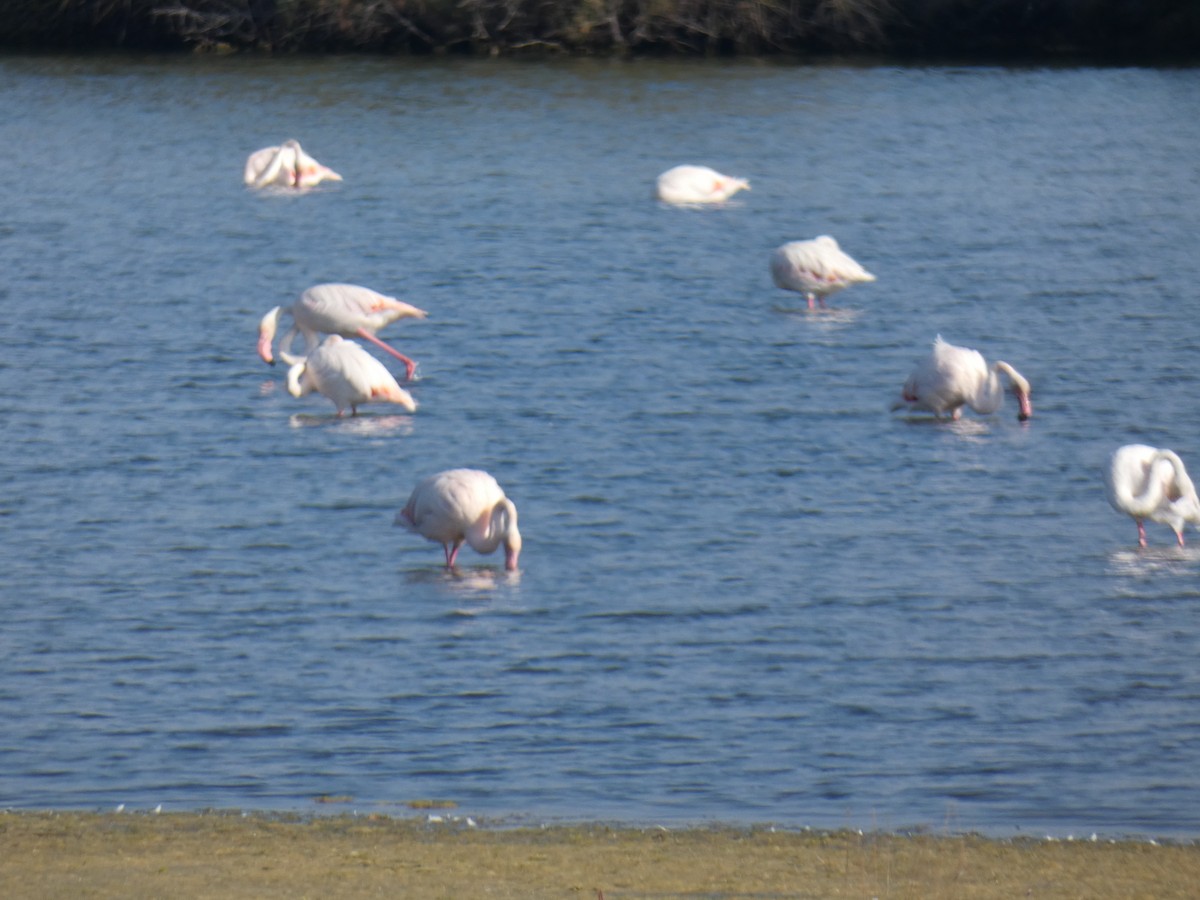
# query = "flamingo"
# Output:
<box><xmin>770</xmin><ymin>236</ymin><xmax>876</xmax><ymax>310</ymax></box>
<box><xmin>244</xmin><ymin>140</ymin><xmax>342</xmax><ymax>189</ymax></box>
<box><xmin>1104</xmin><ymin>444</ymin><xmax>1200</xmax><ymax>548</ymax></box>
<box><xmin>258</xmin><ymin>283</ymin><xmax>427</xmax><ymax>381</ymax></box>
<box><xmin>655</xmin><ymin>165</ymin><xmax>750</xmax><ymax>205</ymax></box>
<box><xmin>285</xmin><ymin>335</ymin><xmax>416</xmax><ymax>416</ymax></box>
<box><xmin>396</xmin><ymin>469</ymin><xmax>522</xmax><ymax>571</ymax></box>
<box><xmin>892</xmin><ymin>335</ymin><xmax>1033</xmax><ymax>421</ymax></box>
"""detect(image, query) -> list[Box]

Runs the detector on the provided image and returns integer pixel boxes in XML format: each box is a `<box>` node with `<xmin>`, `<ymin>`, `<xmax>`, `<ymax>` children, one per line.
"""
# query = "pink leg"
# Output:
<box><xmin>1177</xmin><ymin>530</ymin><xmax>1186</xmax><ymax>548</ymax></box>
<box><xmin>1137</xmin><ymin>520</ymin><xmax>1147</xmax><ymax>548</ymax></box>
<box><xmin>356</xmin><ymin>328</ymin><xmax>418</xmax><ymax>381</ymax></box>
<box><xmin>806</xmin><ymin>293</ymin><xmax>816</xmax><ymax>310</ymax></box>
<box><xmin>444</xmin><ymin>541</ymin><xmax>463</xmax><ymax>569</ymax></box>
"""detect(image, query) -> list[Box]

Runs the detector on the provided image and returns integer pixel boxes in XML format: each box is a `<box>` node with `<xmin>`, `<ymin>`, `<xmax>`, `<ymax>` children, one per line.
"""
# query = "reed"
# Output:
<box><xmin>0</xmin><ymin>0</ymin><xmax>1195</xmax><ymax>57</ymax></box>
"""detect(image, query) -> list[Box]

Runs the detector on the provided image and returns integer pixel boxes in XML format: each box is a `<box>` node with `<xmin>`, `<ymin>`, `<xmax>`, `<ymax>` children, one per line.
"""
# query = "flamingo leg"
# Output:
<box><xmin>355</xmin><ymin>328</ymin><xmax>417</xmax><ymax>381</ymax></box>
<box><xmin>1137</xmin><ymin>520</ymin><xmax>1147</xmax><ymax>548</ymax></box>
<box><xmin>1177</xmin><ymin>530</ymin><xmax>1186</xmax><ymax>548</ymax></box>
<box><xmin>445</xmin><ymin>540</ymin><xmax>464</xmax><ymax>569</ymax></box>
<box><xmin>806</xmin><ymin>293</ymin><xmax>816</xmax><ymax>311</ymax></box>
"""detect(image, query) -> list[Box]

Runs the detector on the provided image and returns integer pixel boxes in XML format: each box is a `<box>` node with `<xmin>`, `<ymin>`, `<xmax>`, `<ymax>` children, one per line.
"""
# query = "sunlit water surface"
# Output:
<box><xmin>2</xmin><ymin>55</ymin><xmax>1199</xmax><ymax>837</ymax></box>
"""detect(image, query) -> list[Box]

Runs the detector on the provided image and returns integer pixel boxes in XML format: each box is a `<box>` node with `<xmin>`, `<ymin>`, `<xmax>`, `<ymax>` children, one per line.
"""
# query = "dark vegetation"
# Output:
<box><xmin>0</xmin><ymin>0</ymin><xmax>1197</xmax><ymax>59</ymax></box>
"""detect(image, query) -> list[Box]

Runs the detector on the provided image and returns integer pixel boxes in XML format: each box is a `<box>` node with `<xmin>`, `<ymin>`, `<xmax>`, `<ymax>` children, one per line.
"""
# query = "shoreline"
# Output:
<box><xmin>5</xmin><ymin>810</ymin><xmax>1200</xmax><ymax>898</ymax></box>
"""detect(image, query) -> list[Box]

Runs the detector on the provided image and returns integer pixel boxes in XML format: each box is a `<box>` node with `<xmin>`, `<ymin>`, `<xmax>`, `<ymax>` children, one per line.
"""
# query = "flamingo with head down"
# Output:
<box><xmin>1105</xmin><ymin>444</ymin><xmax>1200</xmax><ymax>548</ymax></box>
<box><xmin>655</xmin><ymin>165</ymin><xmax>750</xmax><ymax>205</ymax></box>
<box><xmin>285</xmin><ymin>335</ymin><xmax>416</xmax><ymax>417</ymax></box>
<box><xmin>396</xmin><ymin>469</ymin><xmax>522</xmax><ymax>571</ymax></box>
<box><xmin>770</xmin><ymin>236</ymin><xmax>876</xmax><ymax>310</ymax></box>
<box><xmin>258</xmin><ymin>283</ymin><xmax>427</xmax><ymax>381</ymax></box>
<box><xmin>244</xmin><ymin>140</ymin><xmax>342</xmax><ymax>189</ymax></box>
<box><xmin>892</xmin><ymin>336</ymin><xmax>1032</xmax><ymax>422</ymax></box>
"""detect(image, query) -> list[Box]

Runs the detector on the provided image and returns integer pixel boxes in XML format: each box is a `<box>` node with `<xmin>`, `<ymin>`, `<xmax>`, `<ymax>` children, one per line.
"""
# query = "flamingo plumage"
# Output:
<box><xmin>892</xmin><ymin>335</ymin><xmax>1033</xmax><ymax>422</ymax></box>
<box><xmin>244</xmin><ymin>140</ymin><xmax>342</xmax><ymax>189</ymax></box>
<box><xmin>396</xmin><ymin>469</ymin><xmax>522</xmax><ymax>571</ymax></box>
<box><xmin>655</xmin><ymin>165</ymin><xmax>750</xmax><ymax>205</ymax></box>
<box><xmin>258</xmin><ymin>283</ymin><xmax>427</xmax><ymax>381</ymax></box>
<box><xmin>1104</xmin><ymin>444</ymin><xmax>1200</xmax><ymax>548</ymax></box>
<box><xmin>285</xmin><ymin>335</ymin><xmax>416</xmax><ymax>416</ymax></box>
<box><xmin>770</xmin><ymin>236</ymin><xmax>876</xmax><ymax>310</ymax></box>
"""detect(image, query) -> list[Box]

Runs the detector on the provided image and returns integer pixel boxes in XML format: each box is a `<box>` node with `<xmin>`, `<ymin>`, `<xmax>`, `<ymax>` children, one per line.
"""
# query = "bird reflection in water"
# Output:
<box><xmin>1107</xmin><ymin>546</ymin><xmax>1200</xmax><ymax>577</ymax></box>
<box><xmin>774</xmin><ymin>305</ymin><xmax>864</xmax><ymax>325</ymax></box>
<box><xmin>288</xmin><ymin>413</ymin><xmax>415</xmax><ymax>436</ymax></box>
<box><xmin>404</xmin><ymin>565</ymin><xmax>522</xmax><ymax>600</ymax></box>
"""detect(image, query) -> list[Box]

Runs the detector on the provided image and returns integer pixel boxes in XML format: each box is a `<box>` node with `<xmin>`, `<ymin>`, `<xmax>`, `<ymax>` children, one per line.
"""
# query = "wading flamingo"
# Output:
<box><xmin>396</xmin><ymin>469</ymin><xmax>522</xmax><ymax>571</ymax></box>
<box><xmin>1104</xmin><ymin>444</ymin><xmax>1200</xmax><ymax>548</ymax></box>
<box><xmin>770</xmin><ymin>236</ymin><xmax>876</xmax><ymax>310</ymax></box>
<box><xmin>892</xmin><ymin>335</ymin><xmax>1032</xmax><ymax>421</ymax></box>
<box><xmin>655</xmin><ymin>165</ymin><xmax>750</xmax><ymax>205</ymax></box>
<box><xmin>244</xmin><ymin>140</ymin><xmax>342</xmax><ymax>189</ymax></box>
<box><xmin>285</xmin><ymin>335</ymin><xmax>416</xmax><ymax>416</ymax></box>
<box><xmin>258</xmin><ymin>283</ymin><xmax>427</xmax><ymax>381</ymax></box>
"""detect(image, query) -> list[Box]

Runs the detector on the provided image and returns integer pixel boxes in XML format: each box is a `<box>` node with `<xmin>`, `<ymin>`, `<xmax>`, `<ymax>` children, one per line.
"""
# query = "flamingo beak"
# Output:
<box><xmin>258</xmin><ymin>307</ymin><xmax>280</xmax><ymax>366</ymax></box>
<box><xmin>257</xmin><ymin>331</ymin><xmax>275</xmax><ymax>365</ymax></box>
<box><xmin>1016</xmin><ymin>391</ymin><xmax>1032</xmax><ymax>421</ymax></box>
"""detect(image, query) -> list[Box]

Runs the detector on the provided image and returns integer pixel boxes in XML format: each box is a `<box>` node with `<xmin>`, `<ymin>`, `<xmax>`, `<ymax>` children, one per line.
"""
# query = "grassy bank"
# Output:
<box><xmin>0</xmin><ymin>0</ymin><xmax>1197</xmax><ymax>59</ymax></box>
<box><xmin>3</xmin><ymin>810</ymin><xmax>1200</xmax><ymax>898</ymax></box>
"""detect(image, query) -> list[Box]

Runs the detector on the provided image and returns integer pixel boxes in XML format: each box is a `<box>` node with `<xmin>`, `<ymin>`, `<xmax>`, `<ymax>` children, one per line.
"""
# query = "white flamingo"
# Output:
<box><xmin>770</xmin><ymin>236</ymin><xmax>876</xmax><ymax>310</ymax></box>
<box><xmin>285</xmin><ymin>335</ymin><xmax>416</xmax><ymax>416</ymax></box>
<box><xmin>244</xmin><ymin>140</ymin><xmax>342</xmax><ymax>189</ymax></box>
<box><xmin>655</xmin><ymin>165</ymin><xmax>750</xmax><ymax>205</ymax></box>
<box><xmin>396</xmin><ymin>469</ymin><xmax>522</xmax><ymax>571</ymax></box>
<box><xmin>258</xmin><ymin>283</ymin><xmax>427</xmax><ymax>381</ymax></box>
<box><xmin>1105</xmin><ymin>444</ymin><xmax>1200</xmax><ymax>548</ymax></box>
<box><xmin>892</xmin><ymin>335</ymin><xmax>1032</xmax><ymax>421</ymax></box>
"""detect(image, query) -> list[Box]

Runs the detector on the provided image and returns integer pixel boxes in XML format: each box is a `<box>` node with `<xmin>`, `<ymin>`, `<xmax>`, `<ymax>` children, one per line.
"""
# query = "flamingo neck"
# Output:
<box><xmin>967</xmin><ymin>366</ymin><xmax>1006</xmax><ymax>414</ymax></box>
<box><xmin>468</xmin><ymin>499</ymin><xmax>522</xmax><ymax>569</ymax></box>
<box><xmin>285</xmin><ymin>361</ymin><xmax>309</xmax><ymax>398</ymax></box>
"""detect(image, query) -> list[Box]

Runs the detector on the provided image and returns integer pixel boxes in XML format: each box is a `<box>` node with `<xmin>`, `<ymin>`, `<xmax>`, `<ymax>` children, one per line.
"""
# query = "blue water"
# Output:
<box><xmin>2</xmin><ymin>55</ymin><xmax>1200</xmax><ymax>837</ymax></box>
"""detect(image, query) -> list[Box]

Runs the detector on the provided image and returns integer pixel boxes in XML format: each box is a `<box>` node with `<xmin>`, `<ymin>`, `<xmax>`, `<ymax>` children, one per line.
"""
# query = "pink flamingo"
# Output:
<box><xmin>770</xmin><ymin>236</ymin><xmax>875</xmax><ymax>309</ymax></box>
<box><xmin>396</xmin><ymin>469</ymin><xmax>522</xmax><ymax>571</ymax></box>
<box><xmin>285</xmin><ymin>336</ymin><xmax>416</xmax><ymax>416</ymax></box>
<box><xmin>258</xmin><ymin>283</ymin><xmax>427</xmax><ymax>382</ymax></box>
<box><xmin>655</xmin><ymin>165</ymin><xmax>750</xmax><ymax>205</ymax></box>
<box><xmin>1105</xmin><ymin>444</ymin><xmax>1200</xmax><ymax>548</ymax></box>
<box><xmin>892</xmin><ymin>336</ymin><xmax>1032</xmax><ymax>422</ymax></box>
<box><xmin>244</xmin><ymin>140</ymin><xmax>342</xmax><ymax>189</ymax></box>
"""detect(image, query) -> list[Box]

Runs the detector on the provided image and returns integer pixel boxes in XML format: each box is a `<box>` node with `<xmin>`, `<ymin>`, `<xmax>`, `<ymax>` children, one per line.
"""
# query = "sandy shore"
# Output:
<box><xmin>3</xmin><ymin>810</ymin><xmax>1199</xmax><ymax>898</ymax></box>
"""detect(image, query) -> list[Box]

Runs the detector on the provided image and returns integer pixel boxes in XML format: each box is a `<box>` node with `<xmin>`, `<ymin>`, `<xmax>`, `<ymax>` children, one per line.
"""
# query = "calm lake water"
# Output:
<box><xmin>2</xmin><ymin>54</ymin><xmax>1199</xmax><ymax>838</ymax></box>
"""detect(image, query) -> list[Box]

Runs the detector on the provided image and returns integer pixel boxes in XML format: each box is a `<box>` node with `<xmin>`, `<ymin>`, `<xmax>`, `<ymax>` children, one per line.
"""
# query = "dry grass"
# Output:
<box><xmin>2</xmin><ymin>810</ymin><xmax>1199</xmax><ymax>898</ymax></box>
<box><xmin>1</xmin><ymin>0</ymin><xmax>1196</xmax><ymax>56</ymax></box>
